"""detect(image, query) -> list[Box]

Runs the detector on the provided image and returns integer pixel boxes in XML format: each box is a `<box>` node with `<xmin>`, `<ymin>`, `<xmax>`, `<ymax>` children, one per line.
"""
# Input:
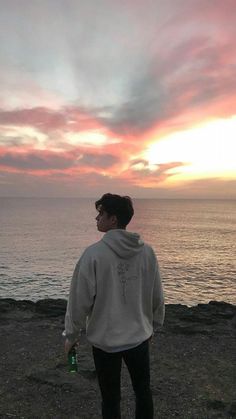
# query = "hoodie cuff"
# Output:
<box><xmin>62</xmin><ymin>329</ymin><xmax>81</xmax><ymax>342</ymax></box>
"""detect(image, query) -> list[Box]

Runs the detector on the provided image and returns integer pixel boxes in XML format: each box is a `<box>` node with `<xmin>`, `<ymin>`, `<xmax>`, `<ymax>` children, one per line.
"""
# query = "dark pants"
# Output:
<box><xmin>92</xmin><ymin>340</ymin><xmax>153</xmax><ymax>419</ymax></box>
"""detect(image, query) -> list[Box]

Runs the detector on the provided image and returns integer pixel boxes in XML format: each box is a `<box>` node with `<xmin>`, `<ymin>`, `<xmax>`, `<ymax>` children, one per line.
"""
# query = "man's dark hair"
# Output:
<box><xmin>95</xmin><ymin>193</ymin><xmax>134</xmax><ymax>228</ymax></box>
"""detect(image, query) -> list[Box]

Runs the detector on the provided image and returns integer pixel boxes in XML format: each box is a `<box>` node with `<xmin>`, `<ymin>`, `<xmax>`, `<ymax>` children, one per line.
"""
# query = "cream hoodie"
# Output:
<box><xmin>65</xmin><ymin>229</ymin><xmax>165</xmax><ymax>352</ymax></box>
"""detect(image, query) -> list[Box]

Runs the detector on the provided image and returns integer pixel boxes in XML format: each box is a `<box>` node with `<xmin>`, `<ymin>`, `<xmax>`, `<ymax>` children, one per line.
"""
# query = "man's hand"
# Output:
<box><xmin>64</xmin><ymin>338</ymin><xmax>79</xmax><ymax>356</ymax></box>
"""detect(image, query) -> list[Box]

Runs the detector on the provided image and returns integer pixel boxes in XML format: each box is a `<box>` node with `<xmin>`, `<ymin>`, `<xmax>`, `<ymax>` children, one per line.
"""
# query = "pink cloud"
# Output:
<box><xmin>0</xmin><ymin>106</ymin><xmax>103</xmax><ymax>133</ymax></box>
<box><xmin>0</xmin><ymin>147</ymin><xmax>119</xmax><ymax>176</ymax></box>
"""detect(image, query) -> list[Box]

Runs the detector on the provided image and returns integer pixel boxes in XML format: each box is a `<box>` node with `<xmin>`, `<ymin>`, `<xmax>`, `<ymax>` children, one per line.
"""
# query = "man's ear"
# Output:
<box><xmin>110</xmin><ymin>214</ymin><xmax>118</xmax><ymax>227</ymax></box>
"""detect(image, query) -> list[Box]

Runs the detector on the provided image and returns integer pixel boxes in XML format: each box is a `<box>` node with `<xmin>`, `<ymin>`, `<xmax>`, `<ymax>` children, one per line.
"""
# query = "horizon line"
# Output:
<box><xmin>0</xmin><ymin>196</ymin><xmax>235</xmax><ymax>201</ymax></box>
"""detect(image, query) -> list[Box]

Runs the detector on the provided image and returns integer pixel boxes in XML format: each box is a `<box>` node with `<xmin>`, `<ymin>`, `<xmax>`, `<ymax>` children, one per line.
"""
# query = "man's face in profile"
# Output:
<box><xmin>95</xmin><ymin>206</ymin><xmax>117</xmax><ymax>232</ymax></box>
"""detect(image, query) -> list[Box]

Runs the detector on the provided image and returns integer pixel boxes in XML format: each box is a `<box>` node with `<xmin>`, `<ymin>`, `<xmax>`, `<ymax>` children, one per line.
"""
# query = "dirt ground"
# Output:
<box><xmin>0</xmin><ymin>299</ymin><xmax>235</xmax><ymax>419</ymax></box>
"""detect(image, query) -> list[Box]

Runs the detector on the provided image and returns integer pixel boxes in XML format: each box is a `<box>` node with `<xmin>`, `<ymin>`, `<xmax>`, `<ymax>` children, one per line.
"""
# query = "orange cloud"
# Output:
<box><xmin>1</xmin><ymin>0</ymin><xmax>236</xmax><ymax>198</ymax></box>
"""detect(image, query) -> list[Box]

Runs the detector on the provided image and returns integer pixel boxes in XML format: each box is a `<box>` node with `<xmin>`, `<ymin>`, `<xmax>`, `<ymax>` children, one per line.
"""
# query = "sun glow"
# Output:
<box><xmin>64</xmin><ymin>131</ymin><xmax>119</xmax><ymax>147</ymax></box>
<box><xmin>146</xmin><ymin>117</ymin><xmax>236</xmax><ymax>182</ymax></box>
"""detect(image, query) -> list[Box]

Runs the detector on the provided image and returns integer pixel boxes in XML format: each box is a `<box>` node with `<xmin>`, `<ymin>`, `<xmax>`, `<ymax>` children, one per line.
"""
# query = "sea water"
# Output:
<box><xmin>0</xmin><ymin>198</ymin><xmax>235</xmax><ymax>306</ymax></box>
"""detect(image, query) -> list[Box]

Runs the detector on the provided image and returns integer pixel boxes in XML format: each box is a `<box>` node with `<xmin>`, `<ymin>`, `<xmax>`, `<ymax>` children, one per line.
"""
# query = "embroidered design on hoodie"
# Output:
<box><xmin>117</xmin><ymin>262</ymin><xmax>137</xmax><ymax>303</ymax></box>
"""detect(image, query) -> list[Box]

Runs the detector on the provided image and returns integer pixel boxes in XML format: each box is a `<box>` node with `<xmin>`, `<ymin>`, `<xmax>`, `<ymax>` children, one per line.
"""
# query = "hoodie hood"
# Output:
<box><xmin>102</xmin><ymin>229</ymin><xmax>144</xmax><ymax>259</ymax></box>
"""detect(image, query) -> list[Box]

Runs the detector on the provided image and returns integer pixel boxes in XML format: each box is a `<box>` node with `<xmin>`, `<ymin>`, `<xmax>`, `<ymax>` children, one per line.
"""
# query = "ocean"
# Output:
<box><xmin>0</xmin><ymin>198</ymin><xmax>235</xmax><ymax>306</ymax></box>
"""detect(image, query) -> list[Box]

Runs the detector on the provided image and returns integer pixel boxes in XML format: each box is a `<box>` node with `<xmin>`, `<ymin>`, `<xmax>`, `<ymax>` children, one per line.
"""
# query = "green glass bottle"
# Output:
<box><xmin>68</xmin><ymin>346</ymin><xmax>78</xmax><ymax>373</ymax></box>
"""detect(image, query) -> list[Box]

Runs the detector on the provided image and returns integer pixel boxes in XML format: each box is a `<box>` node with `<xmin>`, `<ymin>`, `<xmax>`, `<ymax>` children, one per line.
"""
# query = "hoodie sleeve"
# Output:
<box><xmin>152</xmin><ymin>258</ymin><xmax>165</xmax><ymax>331</ymax></box>
<box><xmin>64</xmin><ymin>250</ymin><xmax>96</xmax><ymax>342</ymax></box>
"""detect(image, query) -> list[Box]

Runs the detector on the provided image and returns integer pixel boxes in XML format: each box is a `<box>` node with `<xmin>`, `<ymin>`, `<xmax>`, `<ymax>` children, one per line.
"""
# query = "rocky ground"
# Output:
<box><xmin>0</xmin><ymin>298</ymin><xmax>235</xmax><ymax>419</ymax></box>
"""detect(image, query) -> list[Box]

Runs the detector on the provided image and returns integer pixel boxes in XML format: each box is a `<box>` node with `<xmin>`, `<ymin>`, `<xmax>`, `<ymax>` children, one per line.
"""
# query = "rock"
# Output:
<box><xmin>0</xmin><ymin>298</ymin><xmax>67</xmax><ymax>317</ymax></box>
<box><xmin>0</xmin><ymin>298</ymin><xmax>235</xmax><ymax>335</ymax></box>
<box><xmin>0</xmin><ymin>299</ymin><xmax>36</xmax><ymax>322</ymax></box>
<box><xmin>163</xmin><ymin>301</ymin><xmax>236</xmax><ymax>335</ymax></box>
<box><xmin>0</xmin><ymin>298</ymin><xmax>67</xmax><ymax>322</ymax></box>
<box><xmin>35</xmin><ymin>299</ymin><xmax>67</xmax><ymax>317</ymax></box>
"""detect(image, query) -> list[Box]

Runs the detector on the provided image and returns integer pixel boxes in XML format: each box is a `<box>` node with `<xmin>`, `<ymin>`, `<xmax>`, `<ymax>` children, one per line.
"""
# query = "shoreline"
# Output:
<box><xmin>1</xmin><ymin>296</ymin><xmax>236</xmax><ymax>307</ymax></box>
<box><xmin>0</xmin><ymin>298</ymin><xmax>235</xmax><ymax>418</ymax></box>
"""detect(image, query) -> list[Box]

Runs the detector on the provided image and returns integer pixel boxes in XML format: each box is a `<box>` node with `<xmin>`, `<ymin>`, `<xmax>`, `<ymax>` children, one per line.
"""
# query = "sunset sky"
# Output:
<box><xmin>0</xmin><ymin>0</ymin><xmax>236</xmax><ymax>198</ymax></box>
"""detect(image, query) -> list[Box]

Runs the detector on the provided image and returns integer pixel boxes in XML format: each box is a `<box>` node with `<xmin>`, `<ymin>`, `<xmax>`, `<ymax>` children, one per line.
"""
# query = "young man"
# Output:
<box><xmin>64</xmin><ymin>193</ymin><xmax>165</xmax><ymax>419</ymax></box>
